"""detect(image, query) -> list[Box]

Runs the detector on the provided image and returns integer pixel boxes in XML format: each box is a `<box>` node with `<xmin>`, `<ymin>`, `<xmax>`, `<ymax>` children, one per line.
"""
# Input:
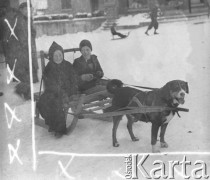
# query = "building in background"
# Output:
<box><xmin>3</xmin><ymin>0</ymin><xmax>208</xmax><ymax>38</ymax></box>
<box><xmin>33</xmin><ymin>0</ymin><xmax>105</xmax><ymax>16</ymax></box>
<box><xmin>8</xmin><ymin>0</ymin><xmax>208</xmax><ymax>17</ymax></box>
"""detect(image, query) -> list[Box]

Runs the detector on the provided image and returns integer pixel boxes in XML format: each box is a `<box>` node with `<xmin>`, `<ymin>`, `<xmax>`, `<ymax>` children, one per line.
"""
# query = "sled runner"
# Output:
<box><xmin>34</xmin><ymin>48</ymin><xmax>189</xmax><ymax>135</ymax></box>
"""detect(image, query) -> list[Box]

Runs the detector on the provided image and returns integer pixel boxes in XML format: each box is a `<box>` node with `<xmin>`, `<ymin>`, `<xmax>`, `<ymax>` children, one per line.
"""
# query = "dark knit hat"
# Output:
<box><xmin>19</xmin><ymin>2</ymin><xmax>32</xmax><ymax>9</ymax></box>
<box><xmin>79</xmin><ymin>39</ymin><xmax>92</xmax><ymax>51</ymax></box>
<box><xmin>48</xmin><ymin>41</ymin><xmax>64</xmax><ymax>61</ymax></box>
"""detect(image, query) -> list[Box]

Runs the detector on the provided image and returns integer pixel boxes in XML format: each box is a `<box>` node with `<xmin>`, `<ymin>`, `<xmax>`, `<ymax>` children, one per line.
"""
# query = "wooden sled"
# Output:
<box><xmin>34</xmin><ymin>48</ymin><xmax>189</xmax><ymax>135</ymax></box>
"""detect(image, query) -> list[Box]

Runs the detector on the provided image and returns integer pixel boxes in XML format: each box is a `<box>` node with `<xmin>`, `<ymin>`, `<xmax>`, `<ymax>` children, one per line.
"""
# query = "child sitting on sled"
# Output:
<box><xmin>110</xmin><ymin>23</ymin><xmax>129</xmax><ymax>39</ymax></box>
<box><xmin>73</xmin><ymin>39</ymin><xmax>108</xmax><ymax>95</ymax></box>
<box><xmin>37</xmin><ymin>42</ymin><xmax>78</xmax><ymax>138</ymax></box>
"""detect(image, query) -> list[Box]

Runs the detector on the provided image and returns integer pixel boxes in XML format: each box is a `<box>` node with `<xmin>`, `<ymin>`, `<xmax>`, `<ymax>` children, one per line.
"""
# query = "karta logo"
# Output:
<box><xmin>124</xmin><ymin>154</ymin><xmax>209</xmax><ymax>179</ymax></box>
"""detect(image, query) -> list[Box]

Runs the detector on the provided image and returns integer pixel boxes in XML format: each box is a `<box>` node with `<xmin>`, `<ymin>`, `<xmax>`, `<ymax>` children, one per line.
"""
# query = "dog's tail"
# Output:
<box><xmin>106</xmin><ymin>79</ymin><xmax>123</xmax><ymax>94</ymax></box>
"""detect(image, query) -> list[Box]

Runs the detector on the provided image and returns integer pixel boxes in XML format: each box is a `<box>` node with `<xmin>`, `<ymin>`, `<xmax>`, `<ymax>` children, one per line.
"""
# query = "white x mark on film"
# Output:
<box><xmin>8</xmin><ymin>139</ymin><xmax>23</xmax><ymax>165</ymax></box>
<box><xmin>4</xmin><ymin>18</ymin><xmax>19</xmax><ymax>41</ymax></box>
<box><xmin>4</xmin><ymin>102</ymin><xmax>22</xmax><ymax>129</ymax></box>
<box><xmin>7</xmin><ymin>59</ymin><xmax>20</xmax><ymax>84</ymax></box>
<box><xmin>58</xmin><ymin>156</ymin><xmax>75</xmax><ymax>179</ymax></box>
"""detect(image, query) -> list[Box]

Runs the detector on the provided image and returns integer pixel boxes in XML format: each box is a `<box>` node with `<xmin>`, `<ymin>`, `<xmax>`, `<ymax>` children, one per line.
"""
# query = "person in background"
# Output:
<box><xmin>2</xmin><ymin>2</ymin><xmax>39</xmax><ymax>99</ymax></box>
<box><xmin>18</xmin><ymin>2</ymin><xmax>39</xmax><ymax>82</ymax></box>
<box><xmin>110</xmin><ymin>23</ymin><xmax>128</xmax><ymax>39</ymax></box>
<box><xmin>0</xmin><ymin>0</ymin><xmax>10</xmax><ymax>98</ymax></box>
<box><xmin>73</xmin><ymin>39</ymin><xmax>107</xmax><ymax>94</ymax></box>
<box><xmin>0</xmin><ymin>0</ymin><xmax>10</xmax><ymax>60</ymax></box>
<box><xmin>205</xmin><ymin>0</ymin><xmax>210</xmax><ymax>17</ymax></box>
<box><xmin>37</xmin><ymin>41</ymin><xmax>78</xmax><ymax>138</ymax></box>
<box><xmin>145</xmin><ymin>5</ymin><xmax>159</xmax><ymax>35</ymax></box>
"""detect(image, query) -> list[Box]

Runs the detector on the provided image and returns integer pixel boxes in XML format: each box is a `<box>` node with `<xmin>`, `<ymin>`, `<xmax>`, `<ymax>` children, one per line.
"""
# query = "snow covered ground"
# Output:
<box><xmin>0</xmin><ymin>17</ymin><xmax>210</xmax><ymax>179</ymax></box>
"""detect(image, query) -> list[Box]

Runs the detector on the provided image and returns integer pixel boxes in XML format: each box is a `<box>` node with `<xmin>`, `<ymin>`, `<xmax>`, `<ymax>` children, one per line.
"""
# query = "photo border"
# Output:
<box><xmin>28</xmin><ymin>0</ymin><xmax>210</xmax><ymax>177</ymax></box>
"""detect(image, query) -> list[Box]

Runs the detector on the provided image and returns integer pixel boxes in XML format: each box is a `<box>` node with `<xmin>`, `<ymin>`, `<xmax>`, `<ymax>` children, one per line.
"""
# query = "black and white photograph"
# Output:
<box><xmin>0</xmin><ymin>0</ymin><xmax>210</xmax><ymax>179</ymax></box>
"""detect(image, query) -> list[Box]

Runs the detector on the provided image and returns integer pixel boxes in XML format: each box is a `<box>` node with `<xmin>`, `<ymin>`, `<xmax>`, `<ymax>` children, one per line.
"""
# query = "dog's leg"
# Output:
<box><xmin>126</xmin><ymin>115</ymin><xmax>139</xmax><ymax>141</ymax></box>
<box><xmin>151</xmin><ymin>123</ymin><xmax>160</xmax><ymax>153</ymax></box>
<box><xmin>112</xmin><ymin>116</ymin><xmax>121</xmax><ymax>147</ymax></box>
<box><xmin>160</xmin><ymin>123</ymin><xmax>168</xmax><ymax>148</ymax></box>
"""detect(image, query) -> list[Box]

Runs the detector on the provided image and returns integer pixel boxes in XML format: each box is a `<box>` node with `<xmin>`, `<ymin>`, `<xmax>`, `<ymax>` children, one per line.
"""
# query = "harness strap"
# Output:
<box><xmin>161</xmin><ymin>97</ymin><xmax>181</xmax><ymax>118</ymax></box>
<box><xmin>131</xmin><ymin>96</ymin><xmax>143</xmax><ymax>107</ymax></box>
<box><xmin>127</xmin><ymin>92</ymin><xmax>151</xmax><ymax>122</ymax></box>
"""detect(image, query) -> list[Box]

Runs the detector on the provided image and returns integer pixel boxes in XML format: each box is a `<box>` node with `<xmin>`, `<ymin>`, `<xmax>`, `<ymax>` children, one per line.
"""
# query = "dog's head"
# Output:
<box><xmin>107</xmin><ymin>79</ymin><xmax>123</xmax><ymax>94</ymax></box>
<box><xmin>160</xmin><ymin>80</ymin><xmax>189</xmax><ymax>105</ymax></box>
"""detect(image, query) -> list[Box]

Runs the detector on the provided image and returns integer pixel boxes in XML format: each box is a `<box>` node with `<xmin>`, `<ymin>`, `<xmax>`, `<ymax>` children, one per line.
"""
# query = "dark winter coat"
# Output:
<box><xmin>43</xmin><ymin>60</ymin><xmax>78</xmax><ymax>97</ymax></box>
<box><xmin>110</xmin><ymin>25</ymin><xmax>127</xmax><ymax>38</ymax></box>
<box><xmin>73</xmin><ymin>54</ymin><xmax>104</xmax><ymax>92</ymax></box>
<box><xmin>2</xmin><ymin>8</ymin><xmax>38</xmax><ymax>83</ymax></box>
<box><xmin>110</xmin><ymin>26</ymin><xmax>117</xmax><ymax>35</ymax></box>
<box><xmin>148</xmin><ymin>7</ymin><xmax>159</xmax><ymax>30</ymax></box>
<box><xmin>38</xmin><ymin>58</ymin><xmax>78</xmax><ymax>133</ymax></box>
<box><xmin>150</xmin><ymin>7</ymin><xmax>158</xmax><ymax>20</ymax></box>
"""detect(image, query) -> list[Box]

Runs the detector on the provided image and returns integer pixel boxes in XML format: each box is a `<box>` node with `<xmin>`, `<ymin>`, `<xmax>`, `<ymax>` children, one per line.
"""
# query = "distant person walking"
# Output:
<box><xmin>145</xmin><ymin>6</ymin><xmax>159</xmax><ymax>35</ymax></box>
<box><xmin>206</xmin><ymin>0</ymin><xmax>210</xmax><ymax>17</ymax></box>
<box><xmin>110</xmin><ymin>23</ymin><xmax>128</xmax><ymax>39</ymax></box>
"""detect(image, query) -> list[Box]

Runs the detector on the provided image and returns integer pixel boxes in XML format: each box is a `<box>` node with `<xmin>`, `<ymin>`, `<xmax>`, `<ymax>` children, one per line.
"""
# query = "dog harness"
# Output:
<box><xmin>128</xmin><ymin>91</ymin><xmax>151</xmax><ymax>122</ymax></box>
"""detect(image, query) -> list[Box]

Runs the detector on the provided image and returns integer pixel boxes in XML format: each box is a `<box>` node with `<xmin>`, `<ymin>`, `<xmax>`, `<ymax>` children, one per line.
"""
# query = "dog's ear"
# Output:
<box><xmin>185</xmin><ymin>82</ymin><xmax>189</xmax><ymax>94</ymax></box>
<box><xmin>160</xmin><ymin>82</ymin><xmax>171</xmax><ymax>101</ymax></box>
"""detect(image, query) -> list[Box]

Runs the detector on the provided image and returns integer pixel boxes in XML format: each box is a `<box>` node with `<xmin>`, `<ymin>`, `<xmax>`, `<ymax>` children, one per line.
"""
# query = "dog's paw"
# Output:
<box><xmin>152</xmin><ymin>145</ymin><xmax>160</xmax><ymax>153</ymax></box>
<box><xmin>132</xmin><ymin>137</ymin><xmax>139</xmax><ymax>141</ymax></box>
<box><xmin>113</xmin><ymin>142</ymin><xmax>120</xmax><ymax>147</ymax></box>
<box><xmin>160</xmin><ymin>142</ymin><xmax>168</xmax><ymax>148</ymax></box>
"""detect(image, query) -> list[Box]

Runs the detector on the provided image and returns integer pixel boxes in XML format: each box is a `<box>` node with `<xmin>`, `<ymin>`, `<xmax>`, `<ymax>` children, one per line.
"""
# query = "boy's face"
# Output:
<box><xmin>81</xmin><ymin>46</ymin><xmax>91</xmax><ymax>60</ymax></box>
<box><xmin>53</xmin><ymin>50</ymin><xmax>63</xmax><ymax>64</ymax></box>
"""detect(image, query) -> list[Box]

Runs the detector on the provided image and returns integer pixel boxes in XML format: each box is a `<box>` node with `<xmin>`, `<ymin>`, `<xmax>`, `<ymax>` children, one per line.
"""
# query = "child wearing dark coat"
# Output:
<box><xmin>1</xmin><ymin>2</ymin><xmax>39</xmax><ymax>100</ymax></box>
<box><xmin>37</xmin><ymin>41</ymin><xmax>78</xmax><ymax>138</ymax></box>
<box><xmin>145</xmin><ymin>6</ymin><xmax>159</xmax><ymax>35</ymax></box>
<box><xmin>73</xmin><ymin>39</ymin><xmax>107</xmax><ymax>94</ymax></box>
<box><xmin>110</xmin><ymin>23</ymin><xmax>128</xmax><ymax>39</ymax></box>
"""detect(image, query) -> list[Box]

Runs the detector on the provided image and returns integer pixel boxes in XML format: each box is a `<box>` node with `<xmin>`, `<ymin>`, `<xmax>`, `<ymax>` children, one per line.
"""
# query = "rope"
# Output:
<box><xmin>103</xmin><ymin>76</ymin><xmax>157</xmax><ymax>90</ymax></box>
<box><xmin>124</xmin><ymin>83</ymin><xmax>157</xmax><ymax>90</ymax></box>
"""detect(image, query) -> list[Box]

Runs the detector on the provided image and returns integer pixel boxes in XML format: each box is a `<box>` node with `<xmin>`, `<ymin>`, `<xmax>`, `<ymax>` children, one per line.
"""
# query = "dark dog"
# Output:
<box><xmin>106</xmin><ymin>79</ymin><xmax>189</xmax><ymax>153</ymax></box>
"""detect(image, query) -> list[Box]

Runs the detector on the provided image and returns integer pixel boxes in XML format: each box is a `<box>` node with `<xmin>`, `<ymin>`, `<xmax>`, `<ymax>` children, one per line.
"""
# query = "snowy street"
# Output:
<box><xmin>0</xmin><ymin>17</ymin><xmax>210</xmax><ymax>179</ymax></box>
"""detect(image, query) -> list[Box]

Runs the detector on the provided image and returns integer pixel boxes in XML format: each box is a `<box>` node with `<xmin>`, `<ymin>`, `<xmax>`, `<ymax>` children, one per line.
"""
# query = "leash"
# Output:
<box><xmin>103</xmin><ymin>76</ymin><xmax>157</xmax><ymax>90</ymax></box>
<box><xmin>124</xmin><ymin>83</ymin><xmax>157</xmax><ymax>90</ymax></box>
